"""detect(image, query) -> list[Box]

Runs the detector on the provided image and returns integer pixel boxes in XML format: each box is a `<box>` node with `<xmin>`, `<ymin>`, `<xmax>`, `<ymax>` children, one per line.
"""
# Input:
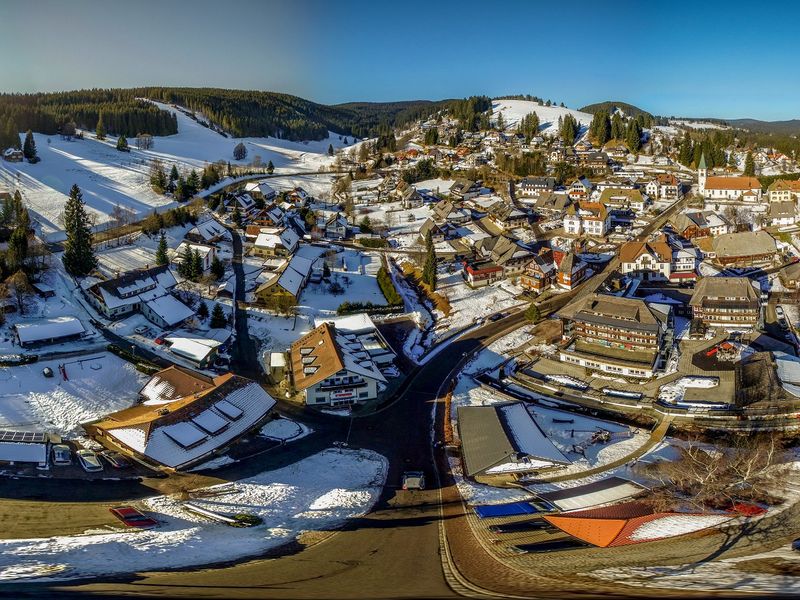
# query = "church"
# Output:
<box><xmin>698</xmin><ymin>153</ymin><xmax>762</xmax><ymax>202</ymax></box>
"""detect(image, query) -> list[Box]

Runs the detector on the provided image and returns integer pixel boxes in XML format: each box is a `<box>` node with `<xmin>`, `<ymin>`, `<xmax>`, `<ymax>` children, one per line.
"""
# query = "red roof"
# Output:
<box><xmin>669</xmin><ymin>271</ymin><xmax>697</xmax><ymax>280</ymax></box>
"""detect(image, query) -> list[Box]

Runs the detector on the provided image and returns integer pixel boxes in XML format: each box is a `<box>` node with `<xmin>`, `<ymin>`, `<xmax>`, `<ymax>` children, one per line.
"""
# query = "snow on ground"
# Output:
<box><xmin>492</xmin><ymin>99</ymin><xmax>593</xmax><ymax>137</ymax></box>
<box><xmin>298</xmin><ymin>250</ymin><xmax>386</xmax><ymax>315</ymax></box>
<box><xmin>248</xmin><ymin>309</ymin><xmax>313</xmax><ymax>358</ymax></box>
<box><xmin>669</xmin><ymin>119</ymin><xmax>730</xmax><ymax>130</ymax></box>
<box><xmin>0</xmin><ymin>352</ymin><xmax>146</xmax><ymax>437</ymax></box>
<box><xmin>414</xmin><ymin>178</ymin><xmax>453</xmax><ymax>195</ymax></box>
<box><xmin>0</xmin><ymin>448</ymin><xmax>387</xmax><ymax>582</ymax></box>
<box><xmin>436</xmin><ymin>269</ymin><xmax>523</xmax><ymax>330</ymax></box>
<box><xmin>0</xmin><ymin>101</ymin><xmax>350</xmax><ymax>240</ymax></box>
<box><xmin>588</xmin><ymin>545</ymin><xmax>800</xmax><ymax>594</ymax></box>
<box><xmin>260</xmin><ymin>417</ymin><xmax>313</xmax><ymax>441</ymax></box>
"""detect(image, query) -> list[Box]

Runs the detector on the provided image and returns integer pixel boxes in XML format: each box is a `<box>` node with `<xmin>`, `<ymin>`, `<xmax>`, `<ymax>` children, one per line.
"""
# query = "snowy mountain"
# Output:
<box><xmin>491</xmin><ymin>99</ymin><xmax>593</xmax><ymax>137</ymax></box>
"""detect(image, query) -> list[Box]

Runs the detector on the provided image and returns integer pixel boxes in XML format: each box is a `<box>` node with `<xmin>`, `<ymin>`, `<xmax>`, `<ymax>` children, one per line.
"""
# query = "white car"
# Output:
<box><xmin>51</xmin><ymin>444</ymin><xmax>72</xmax><ymax>466</ymax></box>
<box><xmin>76</xmin><ymin>449</ymin><xmax>104</xmax><ymax>473</ymax></box>
<box><xmin>134</xmin><ymin>326</ymin><xmax>149</xmax><ymax>335</ymax></box>
<box><xmin>776</xmin><ymin>306</ymin><xmax>786</xmax><ymax>319</ymax></box>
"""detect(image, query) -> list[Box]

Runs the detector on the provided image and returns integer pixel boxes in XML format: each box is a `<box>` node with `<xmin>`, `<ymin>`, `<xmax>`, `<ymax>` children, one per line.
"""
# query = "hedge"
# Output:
<box><xmin>358</xmin><ymin>237</ymin><xmax>389</xmax><ymax>249</ymax></box>
<box><xmin>376</xmin><ymin>266</ymin><xmax>403</xmax><ymax>306</ymax></box>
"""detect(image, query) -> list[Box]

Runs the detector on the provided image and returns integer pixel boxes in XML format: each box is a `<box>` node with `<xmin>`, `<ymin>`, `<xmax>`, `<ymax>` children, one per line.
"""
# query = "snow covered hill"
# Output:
<box><xmin>492</xmin><ymin>99</ymin><xmax>593</xmax><ymax>137</ymax></box>
<box><xmin>0</xmin><ymin>101</ymin><xmax>353</xmax><ymax>240</ymax></box>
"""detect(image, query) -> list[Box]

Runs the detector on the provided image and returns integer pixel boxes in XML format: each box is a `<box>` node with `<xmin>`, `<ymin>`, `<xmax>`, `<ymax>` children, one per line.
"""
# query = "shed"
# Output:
<box><xmin>15</xmin><ymin>316</ymin><xmax>85</xmax><ymax>347</ymax></box>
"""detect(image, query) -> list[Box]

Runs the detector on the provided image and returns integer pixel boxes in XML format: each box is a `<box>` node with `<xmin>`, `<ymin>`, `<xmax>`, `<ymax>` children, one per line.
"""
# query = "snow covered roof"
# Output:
<box><xmin>142</xmin><ymin>292</ymin><xmax>195</xmax><ymax>327</ymax></box>
<box><xmin>90</xmin><ymin>265</ymin><xmax>178</xmax><ymax>310</ymax></box>
<box><xmin>253</xmin><ymin>227</ymin><xmax>299</xmax><ymax>252</ymax></box>
<box><xmin>536</xmin><ymin>477</ymin><xmax>646</xmax><ymax>512</ymax></box>
<box><xmin>188</xmin><ymin>219</ymin><xmax>229</xmax><ymax>242</ymax></box>
<box><xmin>165</xmin><ymin>333</ymin><xmax>223</xmax><ymax>363</ymax></box>
<box><xmin>15</xmin><ymin>316</ymin><xmax>85</xmax><ymax>344</ymax></box>
<box><xmin>89</xmin><ymin>372</ymin><xmax>276</xmax><ymax>470</ymax></box>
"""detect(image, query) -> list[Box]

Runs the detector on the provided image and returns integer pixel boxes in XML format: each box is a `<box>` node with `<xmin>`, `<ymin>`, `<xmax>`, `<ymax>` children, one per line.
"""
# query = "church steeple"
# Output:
<box><xmin>698</xmin><ymin>152</ymin><xmax>708</xmax><ymax>194</ymax></box>
<box><xmin>698</xmin><ymin>152</ymin><xmax>707</xmax><ymax>170</ymax></box>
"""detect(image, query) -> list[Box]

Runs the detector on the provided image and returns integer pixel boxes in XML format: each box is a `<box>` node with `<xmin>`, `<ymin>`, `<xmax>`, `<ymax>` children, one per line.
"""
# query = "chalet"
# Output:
<box><xmin>323</xmin><ymin>213</ymin><xmax>349</xmax><ymax>240</ymax></box>
<box><xmin>780</xmin><ymin>261</ymin><xmax>800</xmax><ymax>290</ymax></box>
<box><xmin>690</xmin><ymin>277</ymin><xmax>761</xmax><ymax>330</ymax></box>
<box><xmin>567</xmin><ymin>177</ymin><xmax>593</xmax><ymax>201</ymax></box>
<box><xmin>250</xmin><ymin>227</ymin><xmax>300</xmax><ymax>258</ymax></box>
<box><xmin>489</xmin><ymin>205</ymin><xmax>529</xmax><ymax>231</ymax></box>
<box><xmin>173</xmin><ymin>241</ymin><xmax>217</xmax><ymax>273</ymax></box>
<box><xmin>564</xmin><ymin>202</ymin><xmax>609</xmax><ymax>237</ymax></box>
<box><xmin>449</xmin><ymin>178</ymin><xmax>478</xmax><ymax>200</ymax></box>
<box><xmin>313</xmin><ymin>313</ymin><xmax>396</xmax><ymax>367</ymax></box>
<box><xmin>644</xmin><ymin>173</ymin><xmax>681</xmax><ymax>201</ymax></box>
<box><xmin>619</xmin><ymin>238</ymin><xmax>672</xmax><ymax>281</ymax></box>
<box><xmin>519</xmin><ymin>252</ymin><xmax>555</xmax><ymax>294</ymax></box>
<box><xmin>698</xmin><ymin>154</ymin><xmax>762</xmax><ymax>201</ymax></box>
<box><xmin>671</xmin><ymin>210</ymin><xmax>732</xmax><ymax>239</ymax></box>
<box><xmin>84</xmin><ymin>266</ymin><xmax>194</xmax><ymax>329</ymax></box>
<box><xmin>578</xmin><ymin>151</ymin><xmax>609</xmax><ymax>170</ymax></box>
<box><xmin>599</xmin><ymin>188</ymin><xmax>648</xmax><ymax>213</ymax></box>
<box><xmin>711</xmin><ymin>231</ymin><xmax>777</xmax><ymax>267</ymax></box>
<box><xmin>85</xmin><ymin>366</ymin><xmax>276</xmax><ymax>471</ymax></box>
<box><xmin>254</xmin><ymin>250</ymin><xmax>323</xmax><ymax>305</ymax></box>
<box><xmin>185</xmin><ymin>219</ymin><xmax>230</xmax><ymax>244</ymax></box>
<box><xmin>767</xmin><ymin>201</ymin><xmax>797</xmax><ymax>227</ymax></box>
<box><xmin>289</xmin><ymin>322</ymin><xmax>386</xmax><ymax>406</ymax></box>
<box><xmin>463</xmin><ymin>259</ymin><xmax>503</xmax><ymax>288</ymax></box>
<box><xmin>555</xmin><ymin>251</ymin><xmax>588</xmax><ymax>290</ymax></box>
<box><xmin>417</xmin><ymin>218</ymin><xmax>446</xmax><ymax>245</ymax></box>
<box><xmin>243</xmin><ymin>180</ymin><xmax>277</xmax><ymax>203</ymax></box>
<box><xmin>229</xmin><ymin>193</ymin><xmax>259</xmax><ymax>218</ymax></box>
<box><xmin>602</xmin><ymin>142</ymin><xmax>629</xmax><ymax>160</ymax></box>
<box><xmin>489</xmin><ymin>236</ymin><xmax>536</xmax><ymax>277</ymax></box>
<box><xmin>433</xmin><ymin>199</ymin><xmax>471</xmax><ymax>225</ymax></box>
<box><xmin>558</xmin><ymin>294</ymin><xmax>673</xmax><ymax>379</ymax></box>
<box><xmin>533</xmin><ymin>192</ymin><xmax>572</xmax><ymax>217</ymax></box>
<box><xmin>518</xmin><ymin>177</ymin><xmax>556</xmax><ymax>197</ymax></box>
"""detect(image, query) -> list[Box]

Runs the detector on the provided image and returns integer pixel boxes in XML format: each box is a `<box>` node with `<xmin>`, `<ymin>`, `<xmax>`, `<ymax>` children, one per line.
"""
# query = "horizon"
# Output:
<box><xmin>2</xmin><ymin>0</ymin><xmax>800</xmax><ymax>121</ymax></box>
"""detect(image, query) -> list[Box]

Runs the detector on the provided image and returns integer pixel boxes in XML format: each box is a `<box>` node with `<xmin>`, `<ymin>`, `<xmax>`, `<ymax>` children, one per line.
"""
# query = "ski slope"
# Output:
<box><xmin>492</xmin><ymin>99</ymin><xmax>593</xmax><ymax>137</ymax></box>
<box><xmin>0</xmin><ymin>101</ymin><xmax>354</xmax><ymax>240</ymax></box>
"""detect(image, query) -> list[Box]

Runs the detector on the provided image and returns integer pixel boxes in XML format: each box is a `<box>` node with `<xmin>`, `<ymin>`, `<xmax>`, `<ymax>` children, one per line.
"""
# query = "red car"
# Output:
<box><xmin>154</xmin><ymin>337</ymin><xmax>165</xmax><ymax>345</ymax></box>
<box><xmin>109</xmin><ymin>506</ymin><xmax>159</xmax><ymax>529</ymax></box>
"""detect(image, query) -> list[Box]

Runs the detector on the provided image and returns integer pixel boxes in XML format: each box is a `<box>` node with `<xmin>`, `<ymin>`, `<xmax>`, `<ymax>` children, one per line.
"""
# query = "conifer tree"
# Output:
<box><xmin>62</xmin><ymin>184</ymin><xmax>97</xmax><ymax>276</ymax></box>
<box><xmin>743</xmin><ymin>151</ymin><xmax>756</xmax><ymax>176</ymax></box>
<box><xmin>155</xmin><ymin>231</ymin><xmax>169</xmax><ymax>266</ymax></box>
<box><xmin>116</xmin><ymin>134</ymin><xmax>129</xmax><ymax>152</ymax></box>
<box><xmin>197</xmin><ymin>300</ymin><xmax>209</xmax><ymax>320</ymax></box>
<box><xmin>266</xmin><ymin>160</ymin><xmax>274</xmax><ymax>174</ymax></box>
<box><xmin>210</xmin><ymin>254</ymin><xmax>225</xmax><ymax>279</ymax></box>
<box><xmin>95</xmin><ymin>112</ymin><xmax>106</xmax><ymax>140</ymax></box>
<box><xmin>191</xmin><ymin>249</ymin><xmax>203</xmax><ymax>278</ymax></box>
<box><xmin>210</xmin><ymin>303</ymin><xmax>226</xmax><ymax>328</ymax></box>
<box><xmin>422</xmin><ymin>231</ymin><xmax>437</xmax><ymax>291</ymax></box>
<box><xmin>22</xmin><ymin>130</ymin><xmax>37</xmax><ymax>161</ymax></box>
<box><xmin>327</xmin><ymin>143</ymin><xmax>334</xmax><ymax>156</ymax></box>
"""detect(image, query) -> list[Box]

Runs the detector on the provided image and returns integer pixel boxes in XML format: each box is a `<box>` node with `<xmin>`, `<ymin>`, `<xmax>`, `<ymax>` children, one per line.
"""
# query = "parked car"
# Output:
<box><xmin>51</xmin><ymin>444</ymin><xmax>72</xmax><ymax>466</ymax></box>
<box><xmin>100</xmin><ymin>450</ymin><xmax>131</xmax><ymax>469</ymax></box>
<box><xmin>510</xmin><ymin>538</ymin><xmax>589</xmax><ymax>554</ymax></box>
<box><xmin>42</xmin><ymin>367</ymin><xmax>54</xmax><ymax>378</ymax></box>
<box><xmin>402</xmin><ymin>471</ymin><xmax>426</xmax><ymax>490</ymax></box>
<box><xmin>109</xmin><ymin>506</ymin><xmax>158</xmax><ymax>529</ymax></box>
<box><xmin>154</xmin><ymin>336</ymin><xmax>165</xmax><ymax>345</ymax></box>
<box><xmin>76</xmin><ymin>449</ymin><xmax>104</xmax><ymax>472</ymax></box>
<box><xmin>489</xmin><ymin>519</ymin><xmax>557</xmax><ymax>534</ymax></box>
<box><xmin>488</xmin><ymin>312</ymin><xmax>505</xmax><ymax>322</ymax></box>
<box><xmin>776</xmin><ymin>306</ymin><xmax>786</xmax><ymax>320</ymax></box>
<box><xmin>134</xmin><ymin>326</ymin><xmax>149</xmax><ymax>335</ymax></box>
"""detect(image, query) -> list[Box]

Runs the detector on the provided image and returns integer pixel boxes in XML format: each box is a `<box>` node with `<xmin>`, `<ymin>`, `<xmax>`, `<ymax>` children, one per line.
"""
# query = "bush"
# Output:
<box><xmin>337</xmin><ymin>301</ymin><xmax>400</xmax><ymax>315</ymax></box>
<box><xmin>0</xmin><ymin>354</ymin><xmax>38</xmax><ymax>367</ymax></box>
<box><xmin>358</xmin><ymin>237</ymin><xmax>388</xmax><ymax>249</ymax></box>
<box><xmin>525</xmin><ymin>303</ymin><xmax>540</xmax><ymax>322</ymax></box>
<box><xmin>376</xmin><ymin>266</ymin><xmax>403</xmax><ymax>306</ymax></box>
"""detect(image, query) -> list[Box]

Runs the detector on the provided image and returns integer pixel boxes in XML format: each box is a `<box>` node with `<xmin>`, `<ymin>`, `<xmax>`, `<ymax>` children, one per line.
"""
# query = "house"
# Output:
<box><xmin>518</xmin><ymin>177</ymin><xmax>556</xmax><ymax>197</ymax></box>
<box><xmin>243</xmin><ymin>180</ymin><xmax>277</xmax><ymax>203</ymax></box>
<box><xmin>519</xmin><ymin>252</ymin><xmax>555</xmax><ymax>294</ymax></box>
<box><xmin>254</xmin><ymin>246</ymin><xmax>325</xmax><ymax>305</ymax></box>
<box><xmin>457</xmin><ymin>402</ymin><xmax>570</xmax><ymax>479</ymax></box>
<box><xmin>567</xmin><ymin>177</ymin><xmax>593</xmax><ymax>201</ymax></box>
<box><xmin>767</xmin><ymin>201</ymin><xmax>797</xmax><ymax>227</ymax></box>
<box><xmin>780</xmin><ymin>261</ymin><xmax>800</xmax><ymax>290</ymax></box>
<box><xmin>15</xmin><ymin>316</ymin><xmax>86</xmax><ymax>347</ymax></box>
<box><xmin>313</xmin><ymin>313</ymin><xmax>396</xmax><ymax>366</ymax></box>
<box><xmin>564</xmin><ymin>202</ymin><xmax>609</xmax><ymax>237</ymax></box>
<box><xmin>489</xmin><ymin>205</ymin><xmax>529</xmax><ymax>231</ymax></box>
<box><xmin>670</xmin><ymin>244</ymin><xmax>698</xmax><ymax>282</ymax></box>
<box><xmin>85</xmin><ymin>266</ymin><xmax>194</xmax><ymax>328</ymax></box>
<box><xmin>488</xmin><ymin>236</ymin><xmax>536</xmax><ymax>278</ymax></box>
<box><xmin>463</xmin><ymin>259</ymin><xmax>503</xmax><ymax>287</ymax></box>
<box><xmin>2</xmin><ymin>148</ymin><xmax>23</xmax><ymax>162</ymax></box>
<box><xmin>323</xmin><ymin>213</ymin><xmax>349</xmax><ymax>240</ymax></box>
<box><xmin>417</xmin><ymin>218</ymin><xmax>447</xmax><ymax>245</ymax></box>
<box><xmin>578</xmin><ymin>151</ymin><xmax>609</xmax><ymax>170</ymax></box>
<box><xmin>645</xmin><ymin>173</ymin><xmax>681</xmax><ymax>201</ymax></box>
<box><xmin>599</xmin><ymin>188</ymin><xmax>648</xmax><ymax>213</ymax></box>
<box><xmin>767</xmin><ymin>179</ymin><xmax>800</xmax><ymax>203</ymax></box>
<box><xmin>603</xmin><ymin>142</ymin><xmax>629</xmax><ymax>160</ymax></box>
<box><xmin>671</xmin><ymin>210</ymin><xmax>732</xmax><ymax>239</ymax></box>
<box><xmin>173</xmin><ymin>241</ymin><xmax>217</xmax><ymax>273</ymax></box>
<box><xmin>558</xmin><ymin>293</ymin><xmax>673</xmax><ymax>379</ymax></box>
<box><xmin>449</xmin><ymin>178</ymin><xmax>478</xmax><ymax>200</ymax></box>
<box><xmin>250</xmin><ymin>227</ymin><xmax>300</xmax><ymax>258</ymax></box>
<box><xmin>533</xmin><ymin>191</ymin><xmax>572</xmax><ymax>217</ymax></box>
<box><xmin>698</xmin><ymin>154</ymin><xmax>762</xmax><ymax>201</ymax></box>
<box><xmin>229</xmin><ymin>193</ymin><xmax>259</xmax><ymax>217</ymax></box>
<box><xmin>690</xmin><ymin>277</ymin><xmax>761</xmax><ymax>330</ymax></box>
<box><xmin>163</xmin><ymin>329</ymin><xmax>231</xmax><ymax>368</ymax></box>
<box><xmin>185</xmin><ymin>218</ymin><xmax>230</xmax><ymax>244</ymax></box>
<box><xmin>289</xmin><ymin>322</ymin><xmax>386</xmax><ymax>406</ymax></box>
<box><xmin>711</xmin><ymin>231</ymin><xmax>777</xmax><ymax>267</ymax></box>
<box><xmin>555</xmin><ymin>251</ymin><xmax>588</xmax><ymax>290</ymax></box>
<box><xmin>85</xmin><ymin>366</ymin><xmax>276</xmax><ymax>471</ymax></box>
<box><xmin>619</xmin><ymin>238</ymin><xmax>672</xmax><ymax>281</ymax></box>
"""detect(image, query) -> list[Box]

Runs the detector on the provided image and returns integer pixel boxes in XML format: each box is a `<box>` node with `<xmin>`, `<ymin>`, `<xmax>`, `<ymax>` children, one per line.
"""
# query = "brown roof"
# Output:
<box><xmin>704</xmin><ymin>176</ymin><xmax>760</xmax><ymax>191</ymax></box>
<box><xmin>656</xmin><ymin>173</ymin><xmax>678</xmax><ymax>186</ymax></box>
<box><xmin>619</xmin><ymin>239</ymin><xmax>671</xmax><ymax>263</ymax></box>
<box><xmin>290</xmin><ymin>322</ymin><xmax>345</xmax><ymax>390</ymax></box>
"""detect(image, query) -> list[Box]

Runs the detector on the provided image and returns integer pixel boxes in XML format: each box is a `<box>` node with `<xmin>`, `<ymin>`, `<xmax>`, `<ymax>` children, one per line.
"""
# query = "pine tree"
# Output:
<box><xmin>197</xmin><ymin>300</ymin><xmax>209</xmax><ymax>320</ymax></box>
<box><xmin>116</xmin><ymin>134</ymin><xmax>129</xmax><ymax>152</ymax></box>
<box><xmin>155</xmin><ymin>232</ymin><xmax>169</xmax><ymax>266</ymax></box>
<box><xmin>174</xmin><ymin>176</ymin><xmax>186</xmax><ymax>201</ymax></box>
<box><xmin>210</xmin><ymin>254</ymin><xmax>225</xmax><ymax>279</ymax></box>
<box><xmin>191</xmin><ymin>249</ymin><xmax>203</xmax><ymax>278</ymax></box>
<box><xmin>210</xmin><ymin>303</ymin><xmax>226</xmax><ymax>328</ymax></box>
<box><xmin>266</xmin><ymin>160</ymin><xmax>274</xmax><ymax>174</ymax></box>
<box><xmin>625</xmin><ymin>119</ymin><xmax>642</xmax><ymax>152</ymax></box>
<box><xmin>743</xmin><ymin>151</ymin><xmax>756</xmax><ymax>176</ymax></box>
<box><xmin>95</xmin><ymin>112</ymin><xmax>106</xmax><ymax>140</ymax></box>
<box><xmin>611</xmin><ymin>113</ymin><xmax>624</xmax><ymax>140</ymax></box>
<box><xmin>22</xmin><ymin>130</ymin><xmax>37</xmax><ymax>161</ymax></box>
<box><xmin>7</xmin><ymin>227</ymin><xmax>28</xmax><ymax>271</ymax></box>
<box><xmin>327</xmin><ymin>143</ymin><xmax>334</xmax><ymax>156</ymax></box>
<box><xmin>177</xmin><ymin>246</ymin><xmax>193</xmax><ymax>279</ymax></box>
<box><xmin>186</xmin><ymin>170</ymin><xmax>200</xmax><ymax>197</ymax></box>
<box><xmin>525</xmin><ymin>302</ymin><xmax>540</xmax><ymax>322</ymax></box>
<box><xmin>62</xmin><ymin>184</ymin><xmax>97</xmax><ymax>276</ymax></box>
<box><xmin>149</xmin><ymin>160</ymin><xmax>167</xmax><ymax>193</ymax></box>
<box><xmin>422</xmin><ymin>231</ymin><xmax>437</xmax><ymax>291</ymax></box>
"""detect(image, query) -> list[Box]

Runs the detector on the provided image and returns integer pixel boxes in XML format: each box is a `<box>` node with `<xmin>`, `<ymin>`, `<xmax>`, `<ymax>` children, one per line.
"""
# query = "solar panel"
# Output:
<box><xmin>0</xmin><ymin>430</ymin><xmax>47</xmax><ymax>443</ymax></box>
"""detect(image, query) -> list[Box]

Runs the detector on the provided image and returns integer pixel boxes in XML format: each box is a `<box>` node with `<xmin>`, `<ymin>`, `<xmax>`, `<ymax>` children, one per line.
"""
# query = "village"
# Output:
<box><xmin>2</xmin><ymin>93</ymin><xmax>800</xmax><ymax>592</ymax></box>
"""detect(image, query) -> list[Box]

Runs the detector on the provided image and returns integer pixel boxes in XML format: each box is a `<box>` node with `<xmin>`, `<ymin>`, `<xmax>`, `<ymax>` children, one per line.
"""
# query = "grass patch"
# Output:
<box><xmin>400</xmin><ymin>262</ymin><xmax>451</xmax><ymax>316</ymax></box>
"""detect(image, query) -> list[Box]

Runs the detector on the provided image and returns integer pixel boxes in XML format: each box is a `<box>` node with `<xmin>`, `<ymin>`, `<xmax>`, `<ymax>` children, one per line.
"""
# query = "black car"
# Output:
<box><xmin>100</xmin><ymin>451</ymin><xmax>132</xmax><ymax>469</ymax></box>
<box><xmin>510</xmin><ymin>538</ymin><xmax>589</xmax><ymax>554</ymax></box>
<box><xmin>488</xmin><ymin>312</ymin><xmax>505</xmax><ymax>322</ymax></box>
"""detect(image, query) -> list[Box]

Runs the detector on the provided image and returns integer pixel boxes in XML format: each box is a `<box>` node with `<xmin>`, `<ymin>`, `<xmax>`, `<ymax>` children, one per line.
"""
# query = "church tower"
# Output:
<box><xmin>698</xmin><ymin>152</ymin><xmax>708</xmax><ymax>195</ymax></box>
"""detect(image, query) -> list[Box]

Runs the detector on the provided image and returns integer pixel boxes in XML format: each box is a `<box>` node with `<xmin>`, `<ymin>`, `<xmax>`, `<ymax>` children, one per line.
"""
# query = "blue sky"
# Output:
<box><xmin>1</xmin><ymin>0</ymin><xmax>798</xmax><ymax>120</ymax></box>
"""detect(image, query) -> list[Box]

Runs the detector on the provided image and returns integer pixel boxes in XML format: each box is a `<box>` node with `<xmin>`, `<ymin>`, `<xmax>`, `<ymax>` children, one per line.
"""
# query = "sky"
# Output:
<box><xmin>1</xmin><ymin>0</ymin><xmax>799</xmax><ymax>120</ymax></box>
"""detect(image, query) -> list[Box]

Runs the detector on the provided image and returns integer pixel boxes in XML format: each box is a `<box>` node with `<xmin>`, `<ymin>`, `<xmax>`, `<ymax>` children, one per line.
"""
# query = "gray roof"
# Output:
<box><xmin>711</xmin><ymin>231</ymin><xmax>776</xmax><ymax>258</ymax></box>
<box><xmin>457</xmin><ymin>403</ymin><xmax>569</xmax><ymax>477</ymax></box>
<box><xmin>558</xmin><ymin>293</ymin><xmax>668</xmax><ymax>334</ymax></box>
<box><xmin>690</xmin><ymin>276</ymin><xmax>760</xmax><ymax>306</ymax></box>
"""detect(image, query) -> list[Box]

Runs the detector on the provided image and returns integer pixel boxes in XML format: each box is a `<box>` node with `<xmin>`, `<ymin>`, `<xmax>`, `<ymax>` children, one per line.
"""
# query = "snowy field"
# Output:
<box><xmin>0</xmin><ymin>100</ymin><xmax>350</xmax><ymax>240</ymax></box>
<box><xmin>0</xmin><ymin>448</ymin><xmax>387</xmax><ymax>582</ymax></box>
<box><xmin>0</xmin><ymin>352</ymin><xmax>146</xmax><ymax>437</ymax></box>
<box><xmin>435</xmin><ymin>269</ymin><xmax>523</xmax><ymax>330</ymax></box>
<box><xmin>492</xmin><ymin>99</ymin><xmax>593</xmax><ymax>137</ymax></box>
